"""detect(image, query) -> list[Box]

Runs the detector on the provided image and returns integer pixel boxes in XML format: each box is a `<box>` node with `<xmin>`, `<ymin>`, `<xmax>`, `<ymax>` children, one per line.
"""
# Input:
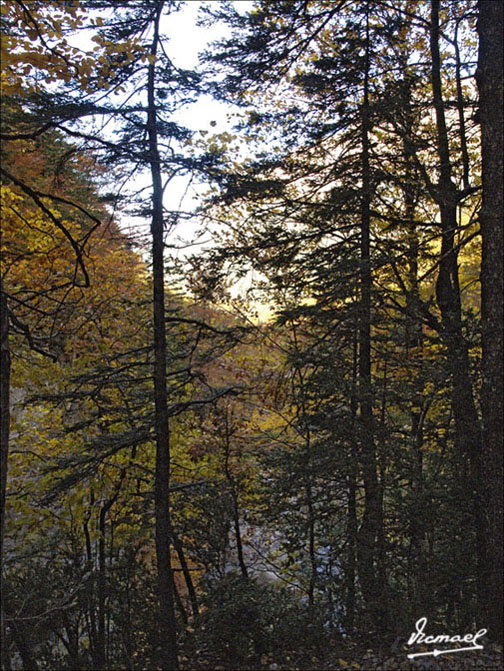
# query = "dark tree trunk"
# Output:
<box><xmin>97</xmin><ymin>508</ymin><xmax>107</xmax><ymax>670</ymax></box>
<box><xmin>429</xmin><ymin>0</ymin><xmax>484</xmax><ymax>619</ymax></box>
<box><xmin>477</xmin><ymin>0</ymin><xmax>504</xmax><ymax>643</ymax></box>
<box><xmin>96</xmin><ymin>493</ymin><xmax>119</xmax><ymax>670</ymax></box>
<box><xmin>83</xmin><ymin>517</ymin><xmax>99</xmax><ymax>669</ymax></box>
<box><xmin>345</xmin><ymin>326</ymin><xmax>358</xmax><ymax>633</ymax></box>
<box><xmin>12</xmin><ymin>623</ymin><xmax>38</xmax><ymax>671</ymax></box>
<box><xmin>356</xmin><ymin>9</ymin><xmax>386</xmax><ymax>631</ymax></box>
<box><xmin>147</xmin><ymin>4</ymin><xmax>178</xmax><ymax>667</ymax></box>
<box><xmin>232</xmin><ymin>491</ymin><xmax>248</xmax><ymax>581</ymax></box>
<box><xmin>305</xmin><ymin>472</ymin><xmax>316</xmax><ymax>606</ymax></box>
<box><xmin>291</xmin><ymin>323</ymin><xmax>317</xmax><ymax>604</ymax></box>
<box><xmin>1</xmin><ymin>288</ymin><xmax>10</xmax><ymax>671</ymax></box>
<box><xmin>402</xmin><ymin>137</ymin><xmax>427</xmax><ymax>618</ymax></box>
<box><xmin>62</xmin><ymin>615</ymin><xmax>80</xmax><ymax>671</ymax></box>
<box><xmin>223</xmin><ymin>408</ymin><xmax>248</xmax><ymax>581</ymax></box>
<box><xmin>173</xmin><ymin>579</ymin><xmax>188</xmax><ymax>624</ymax></box>
<box><xmin>0</xmin><ymin>290</ymin><xmax>8</xmax><ymax>570</ymax></box>
<box><xmin>171</xmin><ymin>526</ymin><xmax>199</xmax><ymax>617</ymax></box>
<box><xmin>430</xmin><ymin>0</ymin><xmax>481</xmax><ymax>458</ymax></box>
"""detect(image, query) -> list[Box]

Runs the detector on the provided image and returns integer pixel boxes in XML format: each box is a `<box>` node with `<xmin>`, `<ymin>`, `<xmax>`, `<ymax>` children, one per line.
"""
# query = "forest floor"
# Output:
<box><xmin>310</xmin><ymin>642</ymin><xmax>503</xmax><ymax>671</ymax></box>
<box><xmin>185</xmin><ymin>643</ymin><xmax>503</xmax><ymax>670</ymax></box>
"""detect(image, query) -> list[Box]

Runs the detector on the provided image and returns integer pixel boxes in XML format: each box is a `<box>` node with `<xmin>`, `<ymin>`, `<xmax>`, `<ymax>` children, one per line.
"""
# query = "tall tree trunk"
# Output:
<box><xmin>430</xmin><ymin>0</ymin><xmax>481</xmax><ymax>455</ymax></box>
<box><xmin>147</xmin><ymin>3</ymin><xmax>178</xmax><ymax>668</ymax></box>
<box><xmin>429</xmin><ymin>0</ymin><xmax>483</xmax><ymax>619</ymax></box>
<box><xmin>345</xmin><ymin>325</ymin><xmax>358</xmax><ymax>632</ymax></box>
<box><xmin>477</xmin><ymin>0</ymin><xmax>504</xmax><ymax>642</ymax></box>
<box><xmin>356</xmin><ymin>8</ymin><xmax>386</xmax><ymax>632</ymax></box>
<box><xmin>1</xmin><ymin>288</ymin><xmax>11</xmax><ymax>671</ymax></box>
<box><xmin>402</xmin><ymin>138</ymin><xmax>427</xmax><ymax>618</ymax></box>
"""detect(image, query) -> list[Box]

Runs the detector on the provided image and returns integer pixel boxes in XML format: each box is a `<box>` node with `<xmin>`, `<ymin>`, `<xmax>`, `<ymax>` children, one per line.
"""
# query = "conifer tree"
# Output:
<box><xmin>477</xmin><ymin>0</ymin><xmax>503</xmax><ymax>642</ymax></box>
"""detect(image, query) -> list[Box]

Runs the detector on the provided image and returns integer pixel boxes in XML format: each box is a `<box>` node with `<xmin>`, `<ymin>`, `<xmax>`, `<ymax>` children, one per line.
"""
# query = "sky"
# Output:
<box><xmin>120</xmin><ymin>1</ymin><xmax>253</xmax><ymax>247</ymax></box>
<box><xmin>118</xmin><ymin>1</ymin><xmax>270</xmax><ymax>319</ymax></box>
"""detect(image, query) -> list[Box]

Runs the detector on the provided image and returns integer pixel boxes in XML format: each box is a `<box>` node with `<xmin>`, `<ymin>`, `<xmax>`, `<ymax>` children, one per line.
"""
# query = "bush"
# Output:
<box><xmin>183</xmin><ymin>573</ymin><xmax>329</xmax><ymax>669</ymax></box>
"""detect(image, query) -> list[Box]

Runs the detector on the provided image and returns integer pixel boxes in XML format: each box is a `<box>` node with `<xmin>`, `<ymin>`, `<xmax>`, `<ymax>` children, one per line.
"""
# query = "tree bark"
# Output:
<box><xmin>291</xmin><ymin>322</ymin><xmax>317</xmax><ymax>605</ymax></box>
<box><xmin>171</xmin><ymin>525</ymin><xmax>199</xmax><ymax>617</ymax></box>
<box><xmin>429</xmin><ymin>0</ymin><xmax>484</xmax><ymax>619</ymax></box>
<box><xmin>222</xmin><ymin>408</ymin><xmax>249</xmax><ymax>581</ymax></box>
<box><xmin>1</xmin><ymin>288</ymin><xmax>11</xmax><ymax>671</ymax></box>
<box><xmin>356</xmin><ymin>8</ymin><xmax>387</xmax><ymax>632</ymax></box>
<box><xmin>402</xmin><ymin>128</ymin><xmax>427</xmax><ymax>617</ymax></box>
<box><xmin>83</xmin><ymin>516</ymin><xmax>99</xmax><ymax>669</ymax></box>
<box><xmin>97</xmin><ymin>507</ymin><xmax>107</xmax><ymax>670</ymax></box>
<box><xmin>345</xmin><ymin>326</ymin><xmax>358</xmax><ymax>632</ymax></box>
<box><xmin>430</xmin><ymin>1</ymin><xmax>481</xmax><ymax>460</ymax></box>
<box><xmin>11</xmin><ymin>622</ymin><xmax>38</xmax><ymax>671</ymax></box>
<box><xmin>477</xmin><ymin>0</ymin><xmax>504</xmax><ymax>642</ymax></box>
<box><xmin>147</xmin><ymin>3</ymin><xmax>179</xmax><ymax>667</ymax></box>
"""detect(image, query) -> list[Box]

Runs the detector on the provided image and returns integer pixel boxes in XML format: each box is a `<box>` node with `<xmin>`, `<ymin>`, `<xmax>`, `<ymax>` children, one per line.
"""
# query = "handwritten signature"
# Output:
<box><xmin>407</xmin><ymin>617</ymin><xmax>487</xmax><ymax>659</ymax></box>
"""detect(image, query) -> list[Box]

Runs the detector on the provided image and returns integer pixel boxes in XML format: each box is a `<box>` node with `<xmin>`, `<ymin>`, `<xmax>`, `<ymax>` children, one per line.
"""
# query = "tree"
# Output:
<box><xmin>193</xmin><ymin>0</ymin><xmax>487</xmax><ymax>637</ymax></box>
<box><xmin>1</xmin><ymin>126</ymin><xmax>105</xmax><ymax>669</ymax></box>
<box><xmin>477</xmin><ymin>0</ymin><xmax>503</xmax><ymax>642</ymax></box>
<box><xmin>146</xmin><ymin>3</ymin><xmax>179</xmax><ymax>666</ymax></box>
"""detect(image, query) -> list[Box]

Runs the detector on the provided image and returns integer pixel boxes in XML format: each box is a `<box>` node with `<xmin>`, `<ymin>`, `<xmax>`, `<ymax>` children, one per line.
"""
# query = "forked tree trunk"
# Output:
<box><xmin>477</xmin><ymin>0</ymin><xmax>504</xmax><ymax>642</ymax></box>
<box><xmin>429</xmin><ymin>0</ymin><xmax>484</xmax><ymax>621</ymax></box>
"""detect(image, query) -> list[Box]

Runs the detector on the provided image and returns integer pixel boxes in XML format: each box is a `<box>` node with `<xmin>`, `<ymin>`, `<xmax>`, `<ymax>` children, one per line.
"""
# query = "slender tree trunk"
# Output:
<box><xmin>62</xmin><ymin>614</ymin><xmax>80</xmax><ymax>671</ymax></box>
<box><xmin>147</xmin><ymin>4</ymin><xmax>178</xmax><ymax>667</ymax></box>
<box><xmin>356</xmin><ymin>8</ymin><xmax>386</xmax><ymax>631</ymax></box>
<box><xmin>477</xmin><ymin>0</ymin><xmax>504</xmax><ymax>642</ymax></box>
<box><xmin>83</xmin><ymin>517</ymin><xmax>99</xmax><ymax>669</ymax></box>
<box><xmin>173</xmin><ymin>579</ymin><xmax>188</xmax><ymax>624</ymax></box>
<box><xmin>0</xmin><ymin>288</ymin><xmax>10</xmax><ymax>671</ymax></box>
<box><xmin>97</xmin><ymin>503</ymin><xmax>115</xmax><ymax>670</ymax></box>
<box><xmin>223</xmin><ymin>409</ymin><xmax>248</xmax><ymax>580</ymax></box>
<box><xmin>305</xmin><ymin>474</ymin><xmax>316</xmax><ymax>606</ymax></box>
<box><xmin>345</xmin><ymin>325</ymin><xmax>358</xmax><ymax>632</ymax></box>
<box><xmin>291</xmin><ymin>323</ymin><xmax>317</xmax><ymax>605</ymax></box>
<box><xmin>402</xmin><ymin>142</ymin><xmax>427</xmax><ymax>618</ymax></box>
<box><xmin>232</xmin><ymin>492</ymin><xmax>249</xmax><ymax>581</ymax></box>
<box><xmin>171</xmin><ymin>526</ymin><xmax>199</xmax><ymax>617</ymax></box>
<box><xmin>97</xmin><ymin>510</ymin><xmax>106</xmax><ymax>670</ymax></box>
